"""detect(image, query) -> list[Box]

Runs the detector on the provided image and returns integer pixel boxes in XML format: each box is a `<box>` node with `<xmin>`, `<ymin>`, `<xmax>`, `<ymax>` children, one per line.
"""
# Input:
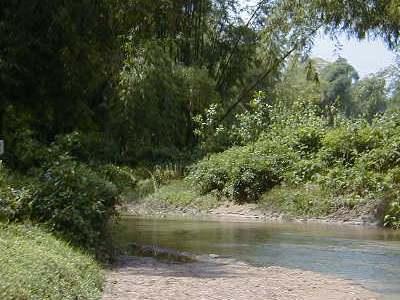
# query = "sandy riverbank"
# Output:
<box><xmin>102</xmin><ymin>255</ymin><xmax>381</xmax><ymax>300</ymax></box>
<box><xmin>104</xmin><ymin>200</ymin><xmax>384</xmax><ymax>299</ymax></box>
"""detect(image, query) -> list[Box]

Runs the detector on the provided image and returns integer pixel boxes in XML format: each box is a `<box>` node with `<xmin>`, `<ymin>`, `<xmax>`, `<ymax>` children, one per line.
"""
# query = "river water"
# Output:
<box><xmin>116</xmin><ymin>216</ymin><xmax>400</xmax><ymax>299</ymax></box>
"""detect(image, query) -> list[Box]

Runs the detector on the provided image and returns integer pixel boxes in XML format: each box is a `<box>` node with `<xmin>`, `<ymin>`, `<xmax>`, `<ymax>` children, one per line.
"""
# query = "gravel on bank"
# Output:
<box><xmin>102</xmin><ymin>255</ymin><xmax>381</xmax><ymax>300</ymax></box>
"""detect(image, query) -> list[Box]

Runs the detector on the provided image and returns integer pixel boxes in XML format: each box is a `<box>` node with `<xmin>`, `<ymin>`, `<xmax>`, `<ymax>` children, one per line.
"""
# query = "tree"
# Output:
<box><xmin>319</xmin><ymin>58</ymin><xmax>359</xmax><ymax>116</ymax></box>
<box><xmin>273</xmin><ymin>58</ymin><xmax>324</xmax><ymax>109</ymax></box>
<box><xmin>352</xmin><ymin>73</ymin><xmax>388</xmax><ymax>121</ymax></box>
<box><xmin>311</xmin><ymin>0</ymin><xmax>400</xmax><ymax>49</ymax></box>
<box><xmin>386</xmin><ymin>52</ymin><xmax>400</xmax><ymax>112</ymax></box>
<box><xmin>0</xmin><ymin>0</ymin><xmax>124</xmax><ymax>141</ymax></box>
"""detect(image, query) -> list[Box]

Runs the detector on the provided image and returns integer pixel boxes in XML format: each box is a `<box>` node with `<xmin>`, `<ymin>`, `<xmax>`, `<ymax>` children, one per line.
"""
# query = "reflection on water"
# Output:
<box><xmin>115</xmin><ymin>216</ymin><xmax>400</xmax><ymax>299</ymax></box>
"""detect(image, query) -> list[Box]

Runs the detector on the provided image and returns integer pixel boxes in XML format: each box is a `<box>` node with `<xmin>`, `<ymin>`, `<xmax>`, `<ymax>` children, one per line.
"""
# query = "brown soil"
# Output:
<box><xmin>102</xmin><ymin>255</ymin><xmax>381</xmax><ymax>300</ymax></box>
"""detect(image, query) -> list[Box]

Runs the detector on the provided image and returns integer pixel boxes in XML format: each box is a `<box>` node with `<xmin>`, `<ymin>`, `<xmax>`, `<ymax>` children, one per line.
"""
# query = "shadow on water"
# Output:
<box><xmin>114</xmin><ymin>216</ymin><xmax>400</xmax><ymax>299</ymax></box>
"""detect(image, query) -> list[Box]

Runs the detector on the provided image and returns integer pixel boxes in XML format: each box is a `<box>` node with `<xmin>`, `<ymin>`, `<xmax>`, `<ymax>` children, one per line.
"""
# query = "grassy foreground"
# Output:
<box><xmin>0</xmin><ymin>223</ymin><xmax>104</xmax><ymax>300</ymax></box>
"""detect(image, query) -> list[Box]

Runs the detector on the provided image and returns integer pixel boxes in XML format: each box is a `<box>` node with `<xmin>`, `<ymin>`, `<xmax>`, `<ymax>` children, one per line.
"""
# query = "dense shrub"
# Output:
<box><xmin>7</xmin><ymin>159</ymin><xmax>120</xmax><ymax>259</ymax></box>
<box><xmin>187</xmin><ymin>141</ymin><xmax>296</xmax><ymax>202</ymax></box>
<box><xmin>93</xmin><ymin>163</ymin><xmax>137</xmax><ymax>193</ymax></box>
<box><xmin>383</xmin><ymin>167</ymin><xmax>400</xmax><ymax>228</ymax></box>
<box><xmin>315</xmin><ymin>165</ymin><xmax>386</xmax><ymax>198</ymax></box>
<box><xmin>283</xmin><ymin>158</ymin><xmax>323</xmax><ymax>185</ymax></box>
<box><xmin>2</xmin><ymin>131</ymin><xmax>141</xmax><ymax>257</ymax></box>
<box><xmin>52</xmin><ymin>131</ymin><xmax>121</xmax><ymax>163</ymax></box>
<box><xmin>0</xmin><ymin>162</ymin><xmax>16</xmax><ymax>221</ymax></box>
<box><xmin>290</xmin><ymin>125</ymin><xmax>325</xmax><ymax>156</ymax></box>
<box><xmin>187</xmin><ymin>98</ymin><xmax>400</xmax><ymax>227</ymax></box>
<box><xmin>188</xmin><ymin>99</ymin><xmax>326</xmax><ymax>202</ymax></box>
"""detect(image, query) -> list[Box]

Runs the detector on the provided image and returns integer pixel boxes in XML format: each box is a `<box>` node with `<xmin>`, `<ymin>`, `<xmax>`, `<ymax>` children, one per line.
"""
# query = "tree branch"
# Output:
<box><xmin>218</xmin><ymin>24</ymin><xmax>323</xmax><ymax>123</ymax></box>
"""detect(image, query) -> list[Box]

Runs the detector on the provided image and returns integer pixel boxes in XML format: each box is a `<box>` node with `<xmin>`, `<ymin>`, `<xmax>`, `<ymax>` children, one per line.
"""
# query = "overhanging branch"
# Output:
<box><xmin>218</xmin><ymin>24</ymin><xmax>323</xmax><ymax>123</ymax></box>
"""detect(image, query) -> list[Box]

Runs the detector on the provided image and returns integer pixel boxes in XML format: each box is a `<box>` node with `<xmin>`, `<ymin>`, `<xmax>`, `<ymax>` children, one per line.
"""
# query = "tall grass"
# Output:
<box><xmin>0</xmin><ymin>223</ymin><xmax>104</xmax><ymax>300</ymax></box>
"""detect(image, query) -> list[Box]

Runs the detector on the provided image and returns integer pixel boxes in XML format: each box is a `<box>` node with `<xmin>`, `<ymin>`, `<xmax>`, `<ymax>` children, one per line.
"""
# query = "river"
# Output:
<box><xmin>116</xmin><ymin>216</ymin><xmax>400</xmax><ymax>299</ymax></box>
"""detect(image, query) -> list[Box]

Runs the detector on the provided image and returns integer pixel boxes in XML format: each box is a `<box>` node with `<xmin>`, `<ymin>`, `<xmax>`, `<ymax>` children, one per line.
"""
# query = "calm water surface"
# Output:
<box><xmin>116</xmin><ymin>216</ymin><xmax>400</xmax><ymax>299</ymax></box>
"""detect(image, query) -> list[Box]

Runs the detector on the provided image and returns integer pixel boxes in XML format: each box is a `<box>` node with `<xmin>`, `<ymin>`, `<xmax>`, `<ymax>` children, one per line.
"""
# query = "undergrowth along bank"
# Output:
<box><xmin>0</xmin><ymin>132</ymin><xmax>139</xmax><ymax>261</ymax></box>
<box><xmin>185</xmin><ymin>97</ymin><xmax>400</xmax><ymax>227</ymax></box>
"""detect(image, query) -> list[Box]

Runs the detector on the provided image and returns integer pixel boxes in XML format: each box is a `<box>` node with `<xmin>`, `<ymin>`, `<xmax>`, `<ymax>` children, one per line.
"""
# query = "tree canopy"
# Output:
<box><xmin>1</xmin><ymin>0</ymin><xmax>399</xmax><ymax>163</ymax></box>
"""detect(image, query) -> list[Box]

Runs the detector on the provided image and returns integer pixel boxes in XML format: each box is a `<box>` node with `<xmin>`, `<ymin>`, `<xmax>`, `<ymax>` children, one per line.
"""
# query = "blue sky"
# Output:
<box><xmin>239</xmin><ymin>0</ymin><xmax>397</xmax><ymax>78</ymax></box>
<box><xmin>311</xmin><ymin>33</ymin><xmax>396</xmax><ymax>78</ymax></box>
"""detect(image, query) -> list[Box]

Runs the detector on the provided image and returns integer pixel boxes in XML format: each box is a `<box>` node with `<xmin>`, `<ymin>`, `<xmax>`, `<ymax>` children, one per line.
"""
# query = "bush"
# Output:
<box><xmin>383</xmin><ymin>167</ymin><xmax>400</xmax><ymax>228</ymax></box>
<box><xmin>93</xmin><ymin>163</ymin><xmax>137</xmax><ymax>193</ymax></box>
<box><xmin>283</xmin><ymin>158</ymin><xmax>323</xmax><ymax>185</ymax></box>
<box><xmin>318</xmin><ymin>120</ymin><xmax>382</xmax><ymax>167</ymax></box>
<box><xmin>290</xmin><ymin>125</ymin><xmax>325</xmax><ymax>156</ymax></box>
<box><xmin>187</xmin><ymin>141</ymin><xmax>296</xmax><ymax>202</ymax></box>
<box><xmin>8</xmin><ymin>159</ymin><xmax>119</xmax><ymax>260</ymax></box>
<box><xmin>0</xmin><ymin>224</ymin><xmax>104</xmax><ymax>300</ymax></box>
<box><xmin>3</xmin><ymin>132</ymin><xmax>134</xmax><ymax>258</ymax></box>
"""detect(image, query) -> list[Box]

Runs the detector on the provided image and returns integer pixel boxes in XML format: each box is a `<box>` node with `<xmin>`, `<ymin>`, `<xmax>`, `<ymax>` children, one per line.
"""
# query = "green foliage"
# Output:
<box><xmin>187</xmin><ymin>141</ymin><xmax>295</xmax><ymax>202</ymax></box>
<box><xmin>3</xmin><ymin>0</ymin><xmax>400</xmax><ymax>230</ymax></box>
<box><xmin>0</xmin><ymin>224</ymin><xmax>103</xmax><ymax>300</ymax></box>
<box><xmin>229</xmin><ymin>93</ymin><xmax>272</xmax><ymax>145</ymax></box>
<box><xmin>319</xmin><ymin>58</ymin><xmax>359</xmax><ymax>116</ymax></box>
<box><xmin>8</xmin><ymin>160</ymin><xmax>119</xmax><ymax>259</ymax></box>
<box><xmin>10</xmin><ymin>130</ymin><xmax>118</xmax><ymax>170</ymax></box>
<box><xmin>124</xmin><ymin>164</ymin><xmax>185</xmax><ymax>203</ymax></box>
<box><xmin>318</xmin><ymin>119</ymin><xmax>382</xmax><ymax>166</ymax></box>
<box><xmin>189</xmin><ymin>96</ymin><xmax>327</xmax><ymax>202</ymax></box>
<box><xmin>383</xmin><ymin>167</ymin><xmax>400</xmax><ymax>228</ymax></box>
<box><xmin>314</xmin><ymin>165</ymin><xmax>386</xmax><ymax>199</ymax></box>
<box><xmin>1</xmin><ymin>132</ymin><xmax>137</xmax><ymax>259</ymax></box>
<box><xmin>352</xmin><ymin>73</ymin><xmax>388</xmax><ymax>121</ymax></box>
<box><xmin>193</xmin><ymin>103</ymin><xmax>231</xmax><ymax>152</ymax></box>
<box><xmin>149</xmin><ymin>179</ymin><xmax>220</xmax><ymax>212</ymax></box>
<box><xmin>114</xmin><ymin>40</ymin><xmax>220</xmax><ymax>156</ymax></box>
<box><xmin>0</xmin><ymin>0</ymin><xmax>123</xmax><ymax>140</ymax></box>
<box><xmin>283</xmin><ymin>158</ymin><xmax>323</xmax><ymax>186</ymax></box>
<box><xmin>260</xmin><ymin>185</ymin><xmax>335</xmax><ymax>217</ymax></box>
<box><xmin>128</xmin><ymin>179</ymin><xmax>156</xmax><ymax>202</ymax></box>
<box><xmin>311</xmin><ymin>0</ymin><xmax>400</xmax><ymax>48</ymax></box>
<box><xmin>54</xmin><ymin>132</ymin><xmax>122</xmax><ymax>164</ymax></box>
<box><xmin>93</xmin><ymin>164</ymin><xmax>137</xmax><ymax>194</ymax></box>
<box><xmin>0</xmin><ymin>162</ymin><xmax>17</xmax><ymax>221</ymax></box>
<box><xmin>188</xmin><ymin>90</ymin><xmax>400</xmax><ymax>227</ymax></box>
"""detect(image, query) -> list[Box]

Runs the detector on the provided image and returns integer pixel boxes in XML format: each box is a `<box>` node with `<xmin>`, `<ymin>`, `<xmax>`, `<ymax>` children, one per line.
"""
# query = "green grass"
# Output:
<box><xmin>0</xmin><ymin>223</ymin><xmax>104</xmax><ymax>300</ymax></box>
<box><xmin>260</xmin><ymin>185</ymin><xmax>340</xmax><ymax>217</ymax></box>
<box><xmin>145</xmin><ymin>179</ymin><xmax>221</xmax><ymax>212</ymax></box>
<box><xmin>259</xmin><ymin>184</ymin><xmax>373</xmax><ymax>218</ymax></box>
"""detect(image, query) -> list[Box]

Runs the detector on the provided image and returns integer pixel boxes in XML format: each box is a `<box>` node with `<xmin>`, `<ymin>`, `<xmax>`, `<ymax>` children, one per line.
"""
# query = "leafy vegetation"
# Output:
<box><xmin>1</xmin><ymin>3</ymin><xmax>400</xmax><ymax>298</ymax></box>
<box><xmin>141</xmin><ymin>180</ymin><xmax>220</xmax><ymax>213</ymax></box>
<box><xmin>3</xmin><ymin>1</ymin><xmax>400</xmax><ymax>298</ymax></box>
<box><xmin>0</xmin><ymin>224</ymin><xmax>104</xmax><ymax>300</ymax></box>
<box><xmin>0</xmin><ymin>135</ymin><xmax>129</xmax><ymax>260</ymax></box>
<box><xmin>188</xmin><ymin>89</ymin><xmax>400</xmax><ymax>226</ymax></box>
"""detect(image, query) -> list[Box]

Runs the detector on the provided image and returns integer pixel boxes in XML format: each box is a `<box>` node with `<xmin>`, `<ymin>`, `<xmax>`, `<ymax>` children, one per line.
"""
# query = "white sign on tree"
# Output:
<box><xmin>0</xmin><ymin>140</ymin><xmax>4</xmax><ymax>155</ymax></box>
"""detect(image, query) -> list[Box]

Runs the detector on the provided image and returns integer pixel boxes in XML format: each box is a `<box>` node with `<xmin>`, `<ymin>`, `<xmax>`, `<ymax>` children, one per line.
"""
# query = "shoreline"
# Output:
<box><xmin>102</xmin><ymin>201</ymin><xmax>389</xmax><ymax>299</ymax></box>
<box><xmin>121</xmin><ymin>200</ymin><xmax>381</xmax><ymax>228</ymax></box>
<box><xmin>102</xmin><ymin>254</ymin><xmax>382</xmax><ymax>300</ymax></box>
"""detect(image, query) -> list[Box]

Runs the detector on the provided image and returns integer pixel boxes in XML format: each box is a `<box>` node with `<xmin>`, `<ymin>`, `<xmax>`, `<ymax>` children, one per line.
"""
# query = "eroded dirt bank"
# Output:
<box><xmin>102</xmin><ymin>255</ymin><xmax>381</xmax><ymax>300</ymax></box>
